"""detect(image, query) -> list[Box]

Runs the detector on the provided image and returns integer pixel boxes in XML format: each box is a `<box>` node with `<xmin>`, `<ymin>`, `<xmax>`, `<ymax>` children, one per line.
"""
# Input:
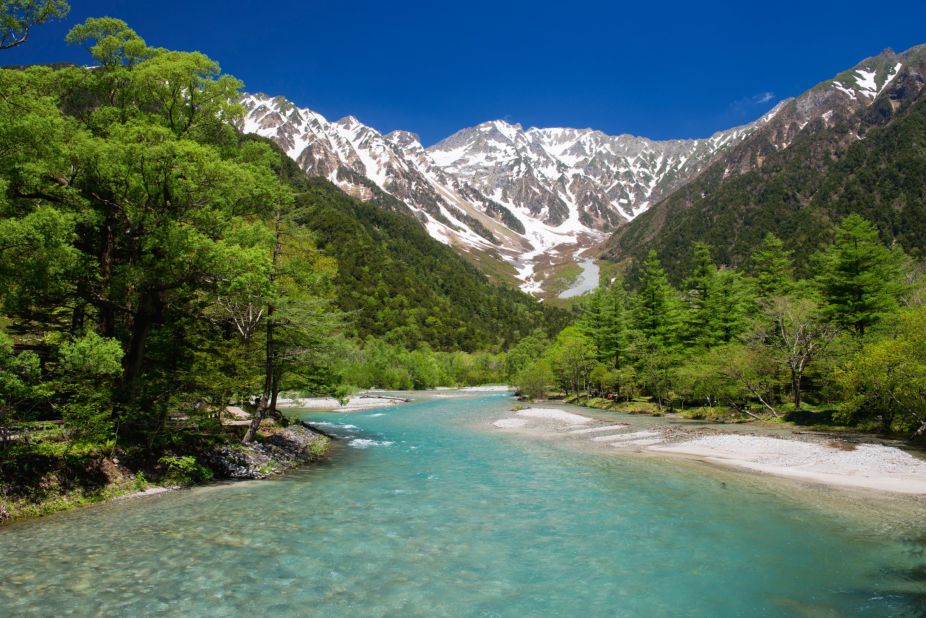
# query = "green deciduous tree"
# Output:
<box><xmin>65</xmin><ymin>17</ymin><xmax>149</xmax><ymax>67</ymax></box>
<box><xmin>56</xmin><ymin>331</ymin><xmax>123</xmax><ymax>444</ymax></box>
<box><xmin>504</xmin><ymin>329</ymin><xmax>549</xmax><ymax>382</ymax></box>
<box><xmin>548</xmin><ymin>326</ymin><xmax>595</xmax><ymax>400</ymax></box>
<box><xmin>0</xmin><ymin>330</ymin><xmax>41</xmax><ymax>443</ymax></box>
<box><xmin>753</xmin><ymin>296</ymin><xmax>838</xmax><ymax>409</ymax></box>
<box><xmin>836</xmin><ymin>307</ymin><xmax>926</xmax><ymax>434</ymax></box>
<box><xmin>516</xmin><ymin>359</ymin><xmax>553</xmax><ymax>401</ymax></box>
<box><xmin>0</xmin><ymin>0</ymin><xmax>67</xmax><ymax>49</ymax></box>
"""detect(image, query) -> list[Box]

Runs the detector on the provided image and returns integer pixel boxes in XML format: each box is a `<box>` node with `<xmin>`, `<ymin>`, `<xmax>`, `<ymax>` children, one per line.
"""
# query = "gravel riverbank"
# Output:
<box><xmin>491</xmin><ymin>407</ymin><xmax>926</xmax><ymax>494</ymax></box>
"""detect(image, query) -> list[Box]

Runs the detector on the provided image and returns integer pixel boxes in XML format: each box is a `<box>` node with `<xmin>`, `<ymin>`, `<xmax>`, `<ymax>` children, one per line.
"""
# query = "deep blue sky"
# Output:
<box><xmin>4</xmin><ymin>0</ymin><xmax>926</xmax><ymax>145</ymax></box>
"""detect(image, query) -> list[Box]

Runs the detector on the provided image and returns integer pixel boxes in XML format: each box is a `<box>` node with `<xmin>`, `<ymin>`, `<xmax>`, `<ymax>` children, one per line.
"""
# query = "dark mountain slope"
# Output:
<box><xmin>603</xmin><ymin>45</ymin><xmax>926</xmax><ymax>281</ymax></box>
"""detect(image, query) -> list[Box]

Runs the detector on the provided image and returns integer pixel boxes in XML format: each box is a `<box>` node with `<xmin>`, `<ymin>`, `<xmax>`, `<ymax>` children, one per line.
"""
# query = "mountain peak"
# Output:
<box><xmin>479</xmin><ymin>119</ymin><xmax>523</xmax><ymax>139</ymax></box>
<box><xmin>335</xmin><ymin>115</ymin><xmax>363</xmax><ymax>128</ymax></box>
<box><xmin>384</xmin><ymin>130</ymin><xmax>422</xmax><ymax>149</ymax></box>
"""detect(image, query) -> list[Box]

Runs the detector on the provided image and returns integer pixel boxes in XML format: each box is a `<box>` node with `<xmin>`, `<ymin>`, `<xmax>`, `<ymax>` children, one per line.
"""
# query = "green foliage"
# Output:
<box><xmin>516</xmin><ymin>359</ymin><xmax>554</xmax><ymax>401</ymax></box>
<box><xmin>704</xmin><ymin>268</ymin><xmax>755</xmax><ymax>345</ymax></box>
<box><xmin>65</xmin><ymin>17</ymin><xmax>149</xmax><ymax>66</ymax></box>
<box><xmin>836</xmin><ymin>307</ymin><xmax>926</xmax><ymax>434</ymax></box>
<box><xmin>633</xmin><ymin>251</ymin><xmax>681</xmax><ymax>350</ymax></box>
<box><xmin>539</xmin><ymin>213</ymin><xmax>923</xmax><ymax>433</ymax></box>
<box><xmin>58</xmin><ymin>332</ymin><xmax>123</xmax><ymax>376</ymax></box>
<box><xmin>0</xmin><ymin>20</ymin><xmax>345</xmax><ymax>452</ymax></box>
<box><xmin>342</xmin><ymin>340</ymin><xmax>505</xmax><ymax>389</ymax></box>
<box><xmin>750</xmin><ymin>233</ymin><xmax>794</xmax><ymax>297</ymax></box>
<box><xmin>815</xmin><ymin>214</ymin><xmax>906</xmax><ymax>336</ymax></box>
<box><xmin>0</xmin><ymin>0</ymin><xmax>67</xmax><ymax>49</ymax></box>
<box><xmin>158</xmin><ymin>455</ymin><xmax>213</xmax><ymax>486</ymax></box>
<box><xmin>547</xmin><ymin>326</ymin><xmax>596</xmax><ymax>399</ymax></box>
<box><xmin>307</xmin><ymin>436</ymin><xmax>330</xmax><ymax>459</ymax></box>
<box><xmin>504</xmin><ymin>329</ymin><xmax>550</xmax><ymax>381</ymax></box>
<box><xmin>0</xmin><ymin>330</ymin><xmax>41</xmax><ymax>433</ymax></box>
<box><xmin>579</xmin><ymin>281</ymin><xmax>630</xmax><ymax>370</ymax></box>
<box><xmin>682</xmin><ymin>243</ymin><xmax>755</xmax><ymax>347</ymax></box>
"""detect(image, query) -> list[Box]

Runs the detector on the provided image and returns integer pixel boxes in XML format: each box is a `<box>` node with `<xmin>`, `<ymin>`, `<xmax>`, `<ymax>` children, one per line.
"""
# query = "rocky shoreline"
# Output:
<box><xmin>209</xmin><ymin>422</ymin><xmax>331</xmax><ymax>479</ymax></box>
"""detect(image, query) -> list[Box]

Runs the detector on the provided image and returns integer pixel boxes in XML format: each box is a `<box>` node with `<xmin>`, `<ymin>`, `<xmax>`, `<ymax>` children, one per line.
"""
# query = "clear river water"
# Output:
<box><xmin>1</xmin><ymin>391</ymin><xmax>924</xmax><ymax>616</ymax></box>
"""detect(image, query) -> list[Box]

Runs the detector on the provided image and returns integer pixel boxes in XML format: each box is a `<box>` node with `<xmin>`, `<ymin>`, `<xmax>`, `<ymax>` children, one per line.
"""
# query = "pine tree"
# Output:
<box><xmin>683</xmin><ymin>242</ymin><xmax>717</xmax><ymax>346</ymax></box>
<box><xmin>816</xmin><ymin>215</ymin><xmax>906</xmax><ymax>336</ymax></box>
<box><xmin>750</xmin><ymin>233</ymin><xmax>794</xmax><ymax>298</ymax></box>
<box><xmin>579</xmin><ymin>282</ymin><xmax>630</xmax><ymax>370</ymax></box>
<box><xmin>633</xmin><ymin>251</ymin><xmax>680</xmax><ymax>350</ymax></box>
<box><xmin>705</xmin><ymin>268</ymin><xmax>755</xmax><ymax>344</ymax></box>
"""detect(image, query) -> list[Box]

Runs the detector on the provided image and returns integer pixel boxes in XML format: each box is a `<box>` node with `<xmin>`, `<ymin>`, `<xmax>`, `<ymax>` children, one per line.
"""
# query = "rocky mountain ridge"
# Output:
<box><xmin>239</xmin><ymin>45</ymin><xmax>921</xmax><ymax>295</ymax></box>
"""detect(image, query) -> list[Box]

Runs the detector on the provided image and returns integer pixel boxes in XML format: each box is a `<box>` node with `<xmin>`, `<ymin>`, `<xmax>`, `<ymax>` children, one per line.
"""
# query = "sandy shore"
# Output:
<box><xmin>655</xmin><ymin>436</ymin><xmax>926</xmax><ymax>494</ymax></box>
<box><xmin>492</xmin><ymin>407</ymin><xmax>926</xmax><ymax>495</ymax></box>
<box><xmin>459</xmin><ymin>385</ymin><xmax>515</xmax><ymax>392</ymax></box>
<box><xmin>276</xmin><ymin>395</ymin><xmax>408</xmax><ymax>412</ymax></box>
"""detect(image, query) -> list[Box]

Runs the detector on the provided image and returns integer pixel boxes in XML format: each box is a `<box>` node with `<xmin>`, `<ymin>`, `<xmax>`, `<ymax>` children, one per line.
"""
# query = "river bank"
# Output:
<box><xmin>0</xmin><ymin>388</ymin><xmax>507</xmax><ymax>525</ymax></box>
<box><xmin>492</xmin><ymin>405</ymin><xmax>926</xmax><ymax>495</ymax></box>
<box><xmin>0</xmin><ymin>422</ymin><xmax>332</xmax><ymax>525</ymax></box>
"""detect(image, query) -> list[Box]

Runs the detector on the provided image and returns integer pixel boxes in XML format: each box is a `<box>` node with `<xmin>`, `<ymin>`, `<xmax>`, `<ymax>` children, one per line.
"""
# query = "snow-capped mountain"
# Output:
<box><xmin>240</xmin><ymin>95</ymin><xmax>768</xmax><ymax>294</ymax></box>
<box><xmin>239</xmin><ymin>46</ymin><xmax>916</xmax><ymax>296</ymax></box>
<box><xmin>427</xmin><ymin>118</ymin><xmax>776</xmax><ymax>226</ymax></box>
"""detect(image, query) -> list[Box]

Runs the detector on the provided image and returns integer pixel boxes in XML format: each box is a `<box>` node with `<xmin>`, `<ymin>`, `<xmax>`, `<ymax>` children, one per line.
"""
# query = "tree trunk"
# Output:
<box><xmin>122</xmin><ymin>291</ymin><xmax>159</xmax><ymax>396</ymax></box>
<box><xmin>243</xmin><ymin>219</ymin><xmax>282</xmax><ymax>444</ymax></box>
<box><xmin>70</xmin><ymin>303</ymin><xmax>86</xmax><ymax>335</ymax></box>
<box><xmin>268</xmin><ymin>370</ymin><xmax>283</xmax><ymax>422</ymax></box>
<box><xmin>790</xmin><ymin>368</ymin><xmax>801</xmax><ymax>409</ymax></box>
<box><xmin>243</xmin><ymin>303</ymin><xmax>274</xmax><ymax>444</ymax></box>
<box><xmin>99</xmin><ymin>210</ymin><xmax>116</xmax><ymax>337</ymax></box>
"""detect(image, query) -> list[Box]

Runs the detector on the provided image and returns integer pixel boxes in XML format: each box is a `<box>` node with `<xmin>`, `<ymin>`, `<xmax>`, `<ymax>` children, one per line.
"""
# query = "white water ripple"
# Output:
<box><xmin>348</xmin><ymin>438</ymin><xmax>394</xmax><ymax>449</ymax></box>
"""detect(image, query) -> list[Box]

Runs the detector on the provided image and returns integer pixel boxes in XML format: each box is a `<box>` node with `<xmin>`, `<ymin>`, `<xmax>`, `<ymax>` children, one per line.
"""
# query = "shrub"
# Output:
<box><xmin>158</xmin><ymin>455</ymin><xmax>213</xmax><ymax>486</ymax></box>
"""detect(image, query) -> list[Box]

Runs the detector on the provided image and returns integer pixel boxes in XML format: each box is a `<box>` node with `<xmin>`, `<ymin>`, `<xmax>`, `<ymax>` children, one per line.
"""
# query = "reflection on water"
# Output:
<box><xmin>0</xmin><ymin>392</ymin><xmax>923</xmax><ymax>616</ymax></box>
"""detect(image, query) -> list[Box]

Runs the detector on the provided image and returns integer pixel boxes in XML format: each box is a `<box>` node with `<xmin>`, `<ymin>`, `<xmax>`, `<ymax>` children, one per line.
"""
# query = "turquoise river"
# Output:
<box><xmin>1</xmin><ymin>391</ymin><xmax>925</xmax><ymax>616</ymax></box>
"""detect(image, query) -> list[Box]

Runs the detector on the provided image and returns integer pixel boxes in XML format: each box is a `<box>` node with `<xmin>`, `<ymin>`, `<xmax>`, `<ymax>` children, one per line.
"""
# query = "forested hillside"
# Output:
<box><xmin>604</xmin><ymin>47</ymin><xmax>926</xmax><ymax>282</ymax></box>
<box><xmin>261</xmin><ymin>143</ymin><xmax>568</xmax><ymax>351</ymax></box>
<box><xmin>519</xmin><ymin>216</ymin><xmax>925</xmax><ymax>436</ymax></box>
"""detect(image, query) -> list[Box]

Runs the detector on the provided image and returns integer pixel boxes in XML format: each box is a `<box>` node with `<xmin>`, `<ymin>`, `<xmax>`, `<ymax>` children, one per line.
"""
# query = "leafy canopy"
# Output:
<box><xmin>0</xmin><ymin>0</ymin><xmax>67</xmax><ymax>49</ymax></box>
